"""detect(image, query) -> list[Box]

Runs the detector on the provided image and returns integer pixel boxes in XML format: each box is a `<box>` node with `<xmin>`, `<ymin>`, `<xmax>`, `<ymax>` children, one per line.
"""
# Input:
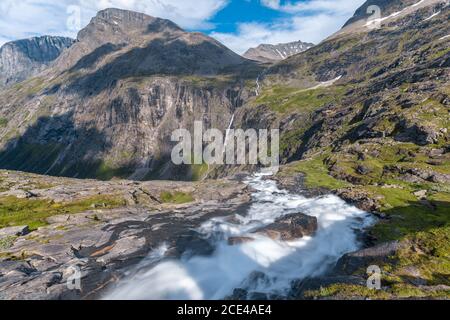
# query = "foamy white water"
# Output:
<box><xmin>105</xmin><ymin>173</ymin><xmax>374</xmax><ymax>300</ymax></box>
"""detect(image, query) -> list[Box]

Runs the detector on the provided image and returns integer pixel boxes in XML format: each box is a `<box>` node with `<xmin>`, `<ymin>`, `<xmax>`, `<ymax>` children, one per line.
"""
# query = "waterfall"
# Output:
<box><xmin>223</xmin><ymin>113</ymin><xmax>235</xmax><ymax>149</ymax></box>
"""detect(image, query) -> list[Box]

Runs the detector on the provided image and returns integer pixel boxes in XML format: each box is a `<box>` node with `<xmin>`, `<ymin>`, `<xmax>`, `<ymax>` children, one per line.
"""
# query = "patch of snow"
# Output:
<box><xmin>365</xmin><ymin>0</ymin><xmax>432</xmax><ymax>28</ymax></box>
<box><xmin>423</xmin><ymin>11</ymin><xmax>441</xmax><ymax>21</ymax></box>
<box><xmin>412</xmin><ymin>0</ymin><xmax>426</xmax><ymax>7</ymax></box>
<box><xmin>275</xmin><ymin>49</ymin><xmax>285</xmax><ymax>59</ymax></box>
<box><xmin>309</xmin><ymin>75</ymin><xmax>343</xmax><ymax>90</ymax></box>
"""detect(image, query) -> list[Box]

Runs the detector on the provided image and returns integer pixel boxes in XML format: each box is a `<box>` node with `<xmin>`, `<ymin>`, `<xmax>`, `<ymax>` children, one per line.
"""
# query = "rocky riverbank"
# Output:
<box><xmin>0</xmin><ymin>170</ymin><xmax>251</xmax><ymax>299</ymax></box>
<box><xmin>274</xmin><ymin>169</ymin><xmax>450</xmax><ymax>300</ymax></box>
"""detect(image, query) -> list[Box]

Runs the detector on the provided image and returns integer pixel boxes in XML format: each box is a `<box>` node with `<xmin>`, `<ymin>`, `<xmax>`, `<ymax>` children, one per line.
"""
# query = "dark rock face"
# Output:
<box><xmin>334</xmin><ymin>241</ymin><xmax>405</xmax><ymax>275</ymax></box>
<box><xmin>395</xmin><ymin>122</ymin><xmax>442</xmax><ymax>145</ymax></box>
<box><xmin>254</xmin><ymin>213</ymin><xmax>318</xmax><ymax>241</ymax></box>
<box><xmin>0</xmin><ymin>36</ymin><xmax>74</xmax><ymax>86</ymax></box>
<box><xmin>227</xmin><ymin>236</ymin><xmax>255</xmax><ymax>246</ymax></box>
<box><xmin>243</xmin><ymin>40</ymin><xmax>314</xmax><ymax>63</ymax></box>
<box><xmin>335</xmin><ymin>188</ymin><xmax>381</xmax><ymax>213</ymax></box>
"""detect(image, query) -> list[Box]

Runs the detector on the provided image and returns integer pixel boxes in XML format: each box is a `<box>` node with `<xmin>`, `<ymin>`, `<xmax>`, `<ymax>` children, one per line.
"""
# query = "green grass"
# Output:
<box><xmin>160</xmin><ymin>191</ymin><xmax>194</xmax><ymax>204</ymax></box>
<box><xmin>304</xmin><ymin>283</ymin><xmax>391</xmax><ymax>300</ymax></box>
<box><xmin>0</xmin><ymin>195</ymin><xmax>126</xmax><ymax>230</ymax></box>
<box><xmin>254</xmin><ymin>85</ymin><xmax>347</xmax><ymax>114</ymax></box>
<box><xmin>284</xmin><ymin>155</ymin><xmax>350</xmax><ymax>190</ymax></box>
<box><xmin>191</xmin><ymin>163</ymin><xmax>209</xmax><ymax>181</ymax></box>
<box><xmin>0</xmin><ymin>118</ymin><xmax>8</xmax><ymax>128</ymax></box>
<box><xmin>0</xmin><ymin>236</ymin><xmax>17</xmax><ymax>250</ymax></box>
<box><xmin>305</xmin><ymin>282</ymin><xmax>449</xmax><ymax>300</ymax></box>
<box><xmin>95</xmin><ymin>161</ymin><xmax>132</xmax><ymax>181</ymax></box>
<box><xmin>278</xmin><ymin>139</ymin><xmax>450</xmax><ymax>299</ymax></box>
<box><xmin>369</xmin><ymin>188</ymin><xmax>450</xmax><ymax>242</ymax></box>
<box><xmin>19</xmin><ymin>77</ymin><xmax>46</xmax><ymax>97</ymax></box>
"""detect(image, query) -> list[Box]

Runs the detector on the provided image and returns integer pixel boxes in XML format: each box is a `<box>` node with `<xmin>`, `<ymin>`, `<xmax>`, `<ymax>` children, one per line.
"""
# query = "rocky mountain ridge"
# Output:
<box><xmin>243</xmin><ymin>40</ymin><xmax>314</xmax><ymax>63</ymax></box>
<box><xmin>0</xmin><ymin>36</ymin><xmax>74</xmax><ymax>87</ymax></box>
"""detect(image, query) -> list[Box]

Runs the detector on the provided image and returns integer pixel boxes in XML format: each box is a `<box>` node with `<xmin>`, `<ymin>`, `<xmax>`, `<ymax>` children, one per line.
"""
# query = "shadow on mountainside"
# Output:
<box><xmin>0</xmin><ymin>112</ymin><xmax>134</xmax><ymax>180</ymax></box>
<box><xmin>58</xmin><ymin>38</ymin><xmax>261</xmax><ymax>97</ymax></box>
<box><xmin>68</xmin><ymin>43</ymin><xmax>127</xmax><ymax>72</ymax></box>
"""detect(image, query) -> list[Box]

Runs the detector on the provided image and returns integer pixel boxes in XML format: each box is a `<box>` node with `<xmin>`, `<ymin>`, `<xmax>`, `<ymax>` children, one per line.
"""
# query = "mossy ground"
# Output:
<box><xmin>0</xmin><ymin>195</ymin><xmax>126</xmax><ymax>230</ymax></box>
<box><xmin>255</xmin><ymin>85</ymin><xmax>347</xmax><ymax>114</ymax></box>
<box><xmin>282</xmin><ymin>142</ymin><xmax>450</xmax><ymax>299</ymax></box>
<box><xmin>0</xmin><ymin>236</ymin><xmax>17</xmax><ymax>250</ymax></box>
<box><xmin>191</xmin><ymin>163</ymin><xmax>209</xmax><ymax>181</ymax></box>
<box><xmin>160</xmin><ymin>191</ymin><xmax>194</xmax><ymax>204</ymax></box>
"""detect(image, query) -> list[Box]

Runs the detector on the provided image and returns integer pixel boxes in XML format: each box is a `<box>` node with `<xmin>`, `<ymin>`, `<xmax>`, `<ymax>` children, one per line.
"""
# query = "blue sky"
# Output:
<box><xmin>0</xmin><ymin>0</ymin><xmax>366</xmax><ymax>53</ymax></box>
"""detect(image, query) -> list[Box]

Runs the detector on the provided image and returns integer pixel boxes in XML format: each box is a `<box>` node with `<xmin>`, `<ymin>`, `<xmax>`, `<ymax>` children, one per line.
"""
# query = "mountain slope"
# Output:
<box><xmin>0</xmin><ymin>8</ymin><xmax>260</xmax><ymax>181</ymax></box>
<box><xmin>243</xmin><ymin>40</ymin><xmax>314</xmax><ymax>63</ymax></box>
<box><xmin>0</xmin><ymin>36</ymin><xmax>74</xmax><ymax>87</ymax></box>
<box><xmin>335</xmin><ymin>0</ymin><xmax>445</xmax><ymax>38</ymax></box>
<box><xmin>224</xmin><ymin>0</ymin><xmax>450</xmax><ymax>299</ymax></box>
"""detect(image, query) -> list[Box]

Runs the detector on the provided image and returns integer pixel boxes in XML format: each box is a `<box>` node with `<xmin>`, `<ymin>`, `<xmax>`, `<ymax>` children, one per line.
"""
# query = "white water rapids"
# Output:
<box><xmin>105</xmin><ymin>173</ymin><xmax>374</xmax><ymax>300</ymax></box>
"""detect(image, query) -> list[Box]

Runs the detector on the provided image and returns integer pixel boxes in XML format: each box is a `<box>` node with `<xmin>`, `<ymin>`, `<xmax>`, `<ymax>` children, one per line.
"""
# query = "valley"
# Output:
<box><xmin>0</xmin><ymin>0</ymin><xmax>449</xmax><ymax>300</ymax></box>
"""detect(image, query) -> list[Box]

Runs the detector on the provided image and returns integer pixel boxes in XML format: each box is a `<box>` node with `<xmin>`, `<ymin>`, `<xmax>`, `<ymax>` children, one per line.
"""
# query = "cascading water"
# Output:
<box><xmin>224</xmin><ymin>114</ymin><xmax>235</xmax><ymax>148</ymax></box>
<box><xmin>105</xmin><ymin>172</ymin><xmax>374</xmax><ymax>300</ymax></box>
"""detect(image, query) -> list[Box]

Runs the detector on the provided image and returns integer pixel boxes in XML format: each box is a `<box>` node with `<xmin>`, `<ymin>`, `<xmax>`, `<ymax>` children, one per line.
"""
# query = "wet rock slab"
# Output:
<box><xmin>0</xmin><ymin>170</ymin><xmax>251</xmax><ymax>300</ymax></box>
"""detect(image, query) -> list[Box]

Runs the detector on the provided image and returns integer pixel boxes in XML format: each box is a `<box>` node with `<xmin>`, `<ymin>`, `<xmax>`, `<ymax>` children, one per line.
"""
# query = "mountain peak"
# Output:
<box><xmin>342</xmin><ymin>0</ymin><xmax>444</xmax><ymax>28</ymax></box>
<box><xmin>243</xmin><ymin>40</ymin><xmax>314</xmax><ymax>63</ymax></box>
<box><xmin>0</xmin><ymin>35</ymin><xmax>74</xmax><ymax>87</ymax></box>
<box><xmin>77</xmin><ymin>7</ymin><xmax>183</xmax><ymax>44</ymax></box>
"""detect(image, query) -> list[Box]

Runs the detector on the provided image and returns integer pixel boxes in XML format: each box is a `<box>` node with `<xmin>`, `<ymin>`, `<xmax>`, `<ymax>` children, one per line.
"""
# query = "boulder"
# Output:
<box><xmin>356</xmin><ymin>165</ymin><xmax>371</xmax><ymax>175</ymax></box>
<box><xmin>334</xmin><ymin>241</ymin><xmax>406</xmax><ymax>275</ymax></box>
<box><xmin>413</xmin><ymin>190</ymin><xmax>427</xmax><ymax>199</ymax></box>
<box><xmin>335</xmin><ymin>188</ymin><xmax>381</xmax><ymax>213</ymax></box>
<box><xmin>395</xmin><ymin>123</ymin><xmax>441</xmax><ymax>146</ymax></box>
<box><xmin>228</xmin><ymin>236</ymin><xmax>255</xmax><ymax>246</ymax></box>
<box><xmin>253</xmin><ymin>213</ymin><xmax>317</xmax><ymax>241</ymax></box>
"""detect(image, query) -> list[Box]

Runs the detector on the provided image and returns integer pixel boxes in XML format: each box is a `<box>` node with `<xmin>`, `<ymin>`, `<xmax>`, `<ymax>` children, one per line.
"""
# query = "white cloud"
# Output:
<box><xmin>260</xmin><ymin>0</ymin><xmax>281</xmax><ymax>10</ymax></box>
<box><xmin>214</xmin><ymin>0</ymin><xmax>366</xmax><ymax>54</ymax></box>
<box><xmin>0</xmin><ymin>0</ymin><xmax>366</xmax><ymax>55</ymax></box>
<box><xmin>261</xmin><ymin>0</ymin><xmax>365</xmax><ymax>15</ymax></box>
<box><xmin>0</xmin><ymin>0</ymin><xmax>227</xmax><ymax>45</ymax></box>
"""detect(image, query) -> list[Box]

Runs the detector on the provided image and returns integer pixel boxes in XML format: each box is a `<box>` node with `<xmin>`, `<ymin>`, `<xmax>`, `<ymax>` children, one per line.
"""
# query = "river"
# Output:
<box><xmin>104</xmin><ymin>172</ymin><xmax>374</xmax><ymax>300</ymax></box>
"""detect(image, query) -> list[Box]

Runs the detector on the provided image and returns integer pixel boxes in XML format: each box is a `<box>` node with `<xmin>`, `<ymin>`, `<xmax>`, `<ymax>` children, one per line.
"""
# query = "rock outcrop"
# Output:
<box><xmin>0</xmin><ymin>170</ymin><xmax>251</xmax><ymax>299</ymax></box>
<box><xmin>0</xmin><ymin>36</ymin><xmax>74</xmax><ymax>87</ymax></box>
<box><xmin>253</xmin><ymin>213</ymin><xmax>318</xmax><ymax>241</ymax></box>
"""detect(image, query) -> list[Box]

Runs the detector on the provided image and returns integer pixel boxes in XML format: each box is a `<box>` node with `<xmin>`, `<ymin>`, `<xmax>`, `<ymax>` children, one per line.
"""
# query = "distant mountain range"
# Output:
<box><xmin>243</xmin><ymin>40</ymin><xmax>314</xmax><ymax>63</ymax></box>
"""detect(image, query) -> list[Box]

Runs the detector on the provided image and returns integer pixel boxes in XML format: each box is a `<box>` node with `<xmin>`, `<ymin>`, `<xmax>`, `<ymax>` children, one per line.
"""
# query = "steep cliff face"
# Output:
<box><xmin>0</xmin><ymin>36</ymin><xmax>74</xmax><ymax>87</ymax></box>
<box><xmin>0</xmin><ymin>8</ymin><xmax>258</xmax><ymax>180</ymax></box>
<box><xmin>243</xmin><ymin>40</ymin><xmax>314</xmax><ymax>63</ymax></box>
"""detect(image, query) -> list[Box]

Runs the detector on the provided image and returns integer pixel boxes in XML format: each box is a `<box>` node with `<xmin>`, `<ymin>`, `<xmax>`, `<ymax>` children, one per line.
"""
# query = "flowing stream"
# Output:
<box><xmin>105</xmin><ymin>173</ymin><xmax>374</xmax><ymax>300</ymax></box>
